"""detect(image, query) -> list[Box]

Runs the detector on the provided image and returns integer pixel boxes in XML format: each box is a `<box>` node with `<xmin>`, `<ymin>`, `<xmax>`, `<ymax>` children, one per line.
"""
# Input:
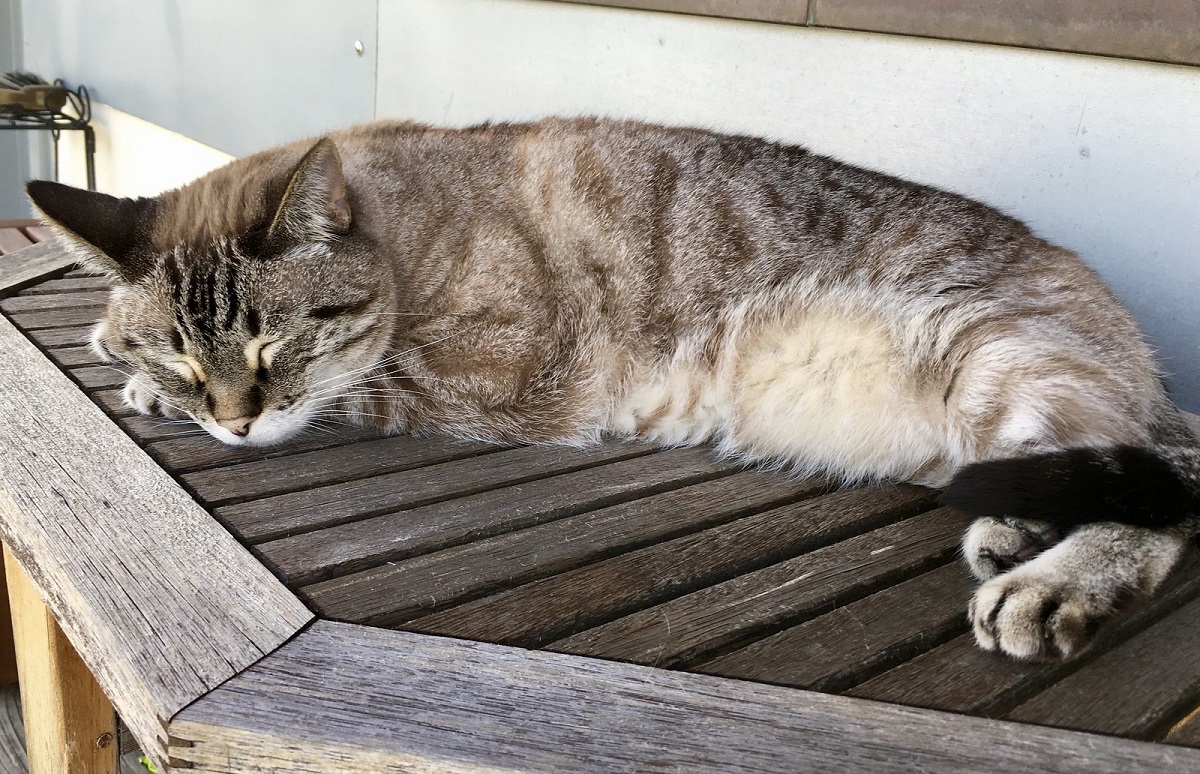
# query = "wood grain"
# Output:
<box><xmin>182</xmin><ymin>435</ymin><xmax>497</xmax><ymax>505</ymax></box>
<box><xmin>847</xmin><ymin>558</ymin><xmax>1200</xmax><ymax>717</ymax></box>
<box><xmin>15</xmin><ymin>276</ymin><xmax>112</xmax><ymax>295</ymax></box>
<box><xmin>48</xmin><ymin>345</ymin><xmax>106</xmax><ymax>368</ymax></box>
<box><xmin>4</xmin><ymin>305</ymin><xmax>105</xmax><ymax>331</ymax></box>
<box><xmin>5</xmin><ymin>546</ymin><xmax>116</xmax><ymax>774</ymax></box>
<box><xmin>1166</xmin><ymin>706</ymin><xmax>1200</xmax><ymax>747</ymax></box>
<box><xmin>168</xmin><ymin>619</ymin><xmax>1200</xmax><ymax>773</ymax></box>
<box><xmin>546</xmin><ymin>502</ymin><xmax>961</xmax><ymax>666</ymax></box>
<box><xmin>0</xmin><ymin>291</ymin><xmax>110</xmax><ymax>313</ymax></box>
<box><xmin>23</xmin><ymin>324</ymin><xmax>93</xmax><ymax>348</ymax></box>
<box><xmin>259</xmin><ymin>446</ymin><xmax>742</xmax><ymax>585</ymax></box>
<box><xmin>145</xmin><ymin>424</ymin><xmax>385</xmax><ymax>473</ymax></box>
<box><xmin>408</xmin><ymin>484</ymin><xmax>936</xmax><ymax>648</ymax></box>
<box><xmin>0</xmin><ymin>240</ymin><xmax>76</xmax><ymax>298</ymax></box>
<box><xmin>302</xmin><ymin>470</ymin><xmax>820</xmax><ymax>626</ymax></box>
<box><xmin>698</xmin><ymin>560</ymin><xmax>973</xmax><ymax>692</ymax></box>
<box><xmin>218</xmin><ymin>441</ymin><xmax>659</xmax><ymax>543</ymax></box>
<box><xmin>1004</xmin><ymin>594</ymin><xmax>1200</xmax><ymax>738</ymax></box>
<box><xmin>0</xmin><ymin>313</ymin><xmax>312</xmax><ymax>767</ymax></box>
<box><xmin>0</xmin><ymin>229</ymin><xmax>33</xmax><ymax>256</ymax></box>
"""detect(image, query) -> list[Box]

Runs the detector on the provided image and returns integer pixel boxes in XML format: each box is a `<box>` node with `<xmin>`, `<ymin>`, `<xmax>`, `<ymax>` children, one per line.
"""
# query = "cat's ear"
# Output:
<box><xmin>267</xmin><ymin>138</ymin><xmax>352</xmax><ymax>245</ymax></box>
<box><xmin>25</xmin><ymin>180</ymin><xmax>156</xmax><ymax>281</ymax></box>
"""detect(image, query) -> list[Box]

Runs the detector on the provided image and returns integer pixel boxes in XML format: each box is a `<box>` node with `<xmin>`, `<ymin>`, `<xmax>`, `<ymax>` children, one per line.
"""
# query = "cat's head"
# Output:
<box><xmin>27</xmin><ymin>138</ymin><xmax>396</xmax><ymax>446</ymax></box>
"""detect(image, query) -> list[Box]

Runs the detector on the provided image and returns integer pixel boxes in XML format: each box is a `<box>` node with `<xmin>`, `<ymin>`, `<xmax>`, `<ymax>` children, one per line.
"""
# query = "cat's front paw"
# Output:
<box><xmin>969</xmin><ymin>570</ymin><xmax>1103</xmax><ymax>660</ymax></box>
<box><xmin>963</xmin><ymin>516</ymin><xmax>1061</xmax><ymax>580</ymax></box>
<box><xmin>123</xmin><ymin>378</ymin><xmax>187</xmax><ymax>419</ymax></box>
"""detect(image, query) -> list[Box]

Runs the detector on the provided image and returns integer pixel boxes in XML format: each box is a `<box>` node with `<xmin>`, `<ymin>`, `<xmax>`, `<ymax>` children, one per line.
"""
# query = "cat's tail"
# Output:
<box><xmin>940</xmin><ymin>445</ymin><xmax>1200</xmax><ymax>531</ymax></box>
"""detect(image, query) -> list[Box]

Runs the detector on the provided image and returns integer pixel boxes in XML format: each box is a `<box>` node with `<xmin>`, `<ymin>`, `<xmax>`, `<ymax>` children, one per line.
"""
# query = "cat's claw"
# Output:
<box><xmin>969</xmin><ymin>570</ymin><xmax>1102</xmax><ymax>660</ymax></box>
<box><xmin>963</xmin><ymin>516</ymin><xmax>1061</xmax><ymax>580</ymax></box>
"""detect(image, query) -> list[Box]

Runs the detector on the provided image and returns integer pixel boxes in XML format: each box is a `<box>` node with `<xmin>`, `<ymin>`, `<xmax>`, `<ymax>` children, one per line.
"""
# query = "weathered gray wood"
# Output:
<box><xmin>847</xmin><ymin>557</ymin><xmax>1200</xmax><ymax>717</ymax></box>
<box><xmin>545</xmin><ymin>503</ymin><xmax>961</xmax><ymax>666</ymax></box>
<box><xmin>0</xmin><ymin>228</ymin><xmax>33</xmax><ymax>256</ymax></box>
<box><xmin>0</xmin><ymin>291</ymin><xmax>110</xmax><ymax>313</ymax></box>
<box><xmin>182</xmin><ymin>436</ymin><xmax>497</xmax><ymax>506</ymax></box>
<box><xmin>69</xmin><ymin>365</ymin><xmax>131</xmax><ymax>391</ymax></box>
<box><xmin>1005</xmin><ymin>594</ymin><xmax>1200</xmax><ymax>738</ymax></box>
<box><xmin>168</xmin><ymin>619</ymin><xmax>1200</xmax><ymax>773</ymax></box>
<box><xmin>48</xmin><ymin>345</ymin><xmax>106</xmax><ymax>368</ymax></box>
<box><xmin>408</xmin><ymin>485</ymin><xmax>939</xmax><ymax>649</ymax></box>
<box><xmin>16</xmin><ymin>276</ymin><xmax>112</xmax><ymax>295</ymax></box>
<box><xmin>0</xmin><ymin>240</ymin><xmax>75</xmax><ymax>298</ymax></box>
<box><xmin>260</xmin><ymin>446</ymin><xmax>742</xmax><ymax>585</ymax></box>
<box><xmin>22</xmin><ymin>324</ymin><xmax>93</xmax><ymax>348</ymax></box>
<box><xmin>89</xmin><ymin>389</ymin><xmax>135</xmax><ymax>417</ymax></box>
<box><xmin>698</xmin><ymin>560</ymin><xmax>973</xmax><ymax>691</ymax></box>
<box><xmin>4</xmin><ymin>305</ymin><xmax>105</xmax><ymax>331</ymax></box>
<box><xmin>218</xmin><ymin>441</ymin><xmax>659</xmax><ymax>543</ymax></box>
<box><xmin>0</xmin><ymin>313</ymin><xmax>312</xmax><ymax>769</ymax></box>
<box><xmin>146</xmin><ymin>424</ymin><xmax>385</xmax><ymax>473</ymax></box>
<box><xmin>302</xmin><ymin>470</ymin><xmax>818</xmax><ymax>626</ymax></box>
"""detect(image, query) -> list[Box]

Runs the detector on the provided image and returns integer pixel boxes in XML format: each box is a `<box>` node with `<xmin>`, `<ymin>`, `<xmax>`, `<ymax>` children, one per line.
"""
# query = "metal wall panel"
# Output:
<box><xmin>21</xmin><ymin>0</ymin><xmax>377</xmax><ymax>156</ymax></box>
<box><xmin>377</xmin><ymin>0</ymin><xmax>1200</xmax><ymax>412</ymax></box>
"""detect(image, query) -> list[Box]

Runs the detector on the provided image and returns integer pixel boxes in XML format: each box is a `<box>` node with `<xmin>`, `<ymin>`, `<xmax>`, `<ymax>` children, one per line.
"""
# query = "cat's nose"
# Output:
<box><xmin>217</xmin><ymin>417</ymin><xmax>255</xmax><ymax>437</ymax></box>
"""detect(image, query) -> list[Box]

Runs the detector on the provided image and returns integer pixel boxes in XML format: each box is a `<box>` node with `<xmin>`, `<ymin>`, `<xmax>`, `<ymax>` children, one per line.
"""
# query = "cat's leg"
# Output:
<box><xmin>944</xmin><ymin>341</ymin><xmax>1193</xmax><ymax>659</ymax></box>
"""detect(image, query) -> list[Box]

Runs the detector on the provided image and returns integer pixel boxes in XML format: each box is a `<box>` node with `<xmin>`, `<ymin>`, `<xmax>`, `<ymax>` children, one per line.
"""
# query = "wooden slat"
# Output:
<box><xmin>0</xmin><ymin>240</ymin><xmax>75</xmax><ymax>298</ymax></box>
<box><xmin>24</xmin><ymin>227</ymin><xmax>54</xmax><ymax>244</ymax></box>
<box><xmin>5</xmin><ymin>305</ymin><xmax>104</xmax><ymax>331</ymax></box>
<box><xmin>217</xmin><ymin>441</ymin><xmax>660</xmax><ymax>543</ymax></box>
<box><xmin>168</xmin><ymin>620</ymin><xmax>1200</xmax><ymax>773</ymax></box>
<box><xmin>0</xmin><ymin>229</ymin><xmax>33</xmax><ymax>256</ymax></box>
<box><xmin>259</xmin><ymin>446</ymin><xmax>743</xmax><ymax>586</ymax></box>
<box><xmin>182</xmin><ymin>436</ymin><xmax>498</xmax><ymax>506</ymax></box>
<box><xmin>4</xmin><ymin>547</ymin><xmax>117</xmax><ymax>774</ymax></box>
<box><xmin>407</xmin><ymin>485</ymin><xmax>938</xmax><ymax>649</ymax></box>
<box><xmin>846</xmin><ymin>560</ymin><xmax>1200</xmax><ymax>716</ymax></box>
<box><xmin>89</xmin><ymin>389</ymin><xmax>136</xmax><ymax>417</ymax></box>
<box><xmin>62</xmin><ymin>268</ymin><xmax>105</xmax><ymax>279</ymax></box>
<box><xmin>69</xmin><ymin>365</ymin><xmax>130</xmax><ymax>391</ymax></box>
<box><xmin>115</xmin><ymin>415</ymin><xmax>211</xmax><ymax>444</ymax></box>
<box><xmin>0</xmin><ymin>291</ymin><xmax>111</xmax><ymax>313</ymax></box>
<box><xmin>17</xmin><ymin>276</ymin><xmax>112</xmax><ymax>295</ymax></box>
<box><xmin>47</xmin><ymin>345</ymin><xmax>106</xmax><ymax>368</ymax></box>
<box><xmin>546</xmin><ymin>503</ymin><xmax>960</xmax><ymax>667</ymax></box>
<box><xmin>23</xmin><ymin>324</ymin><xmax>94</xmax><ymax>348</ymax></box>
<box><xmin>301</xmin><ymin>472</ymin><xmax>829</xmax><ymax>627</ymax></box>
<box><xmin>1004</xmin><ymin>594</ymin><xmax>1200</xmax><ymax>738</ymax></box>
<box><xmin>698</xmin><ymin>561</ymin><xmax>973</xmax><ymax>692</ymax></box>
<box><xmin>0</xmin><ymin>313</ymin><xmax>312</xmax><ymax>768</ymax></box>
<box><xmin>145</xmin><ymin>424</ymin><xmax>386</xmax><ymax>473</ymax></box>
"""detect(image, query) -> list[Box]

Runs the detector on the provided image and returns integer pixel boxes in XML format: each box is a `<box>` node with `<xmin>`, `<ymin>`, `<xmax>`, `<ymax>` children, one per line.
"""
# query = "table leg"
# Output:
<box><xmin>4</xmin><ymin>545</ymin><xmax>116</xmax><ymax>774</ymax></box>
<box><xmin>0</xmin><ymin>557</ymin><xmax>18</xmax><ymax>686</ymax></box>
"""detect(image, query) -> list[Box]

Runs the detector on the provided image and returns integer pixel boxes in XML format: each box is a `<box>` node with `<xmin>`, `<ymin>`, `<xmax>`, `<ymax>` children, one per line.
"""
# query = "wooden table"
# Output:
<box><xmin>3</xmin><ymin>232</ymin><xmax>1200</xmax><ymax>772</ymax></box>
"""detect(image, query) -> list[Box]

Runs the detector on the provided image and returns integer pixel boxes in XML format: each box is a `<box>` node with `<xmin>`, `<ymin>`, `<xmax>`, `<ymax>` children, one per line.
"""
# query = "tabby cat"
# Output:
<box><xmin>26</xmin><ymin>117</ymin><xmax>1200</xmax><ymax>661</ymax></box>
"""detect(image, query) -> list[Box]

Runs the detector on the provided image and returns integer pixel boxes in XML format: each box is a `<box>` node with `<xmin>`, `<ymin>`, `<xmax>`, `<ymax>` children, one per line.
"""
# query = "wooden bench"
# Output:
<box><xmin>2</xmin><ymin>233</ymin><xmax>1200</xmax><ymax>772</ymax></box>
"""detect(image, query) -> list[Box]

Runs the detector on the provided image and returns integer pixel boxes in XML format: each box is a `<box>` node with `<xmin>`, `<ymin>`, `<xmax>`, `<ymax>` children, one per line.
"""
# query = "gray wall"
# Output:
<box><xmin>21</xmin><ymin>0</ymin><xmax>377</xmax><ymax>156</ymax></box>
<box><xmin>0</xmin><ymin>0</ymin><xmax>30</xmax><ymax>218</ymax></box>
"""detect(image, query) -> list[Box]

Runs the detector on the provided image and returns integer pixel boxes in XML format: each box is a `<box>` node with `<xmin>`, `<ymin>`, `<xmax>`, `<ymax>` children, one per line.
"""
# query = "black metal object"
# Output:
<box><xmin>0</xmin><ymin>75</ymin><xmax>95</xmax><ymax>191</ymax></box>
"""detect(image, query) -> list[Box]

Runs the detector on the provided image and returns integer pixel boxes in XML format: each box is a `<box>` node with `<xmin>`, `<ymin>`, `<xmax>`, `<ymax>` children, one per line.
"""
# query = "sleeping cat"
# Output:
<box><xmin>26</xmin><ymin>117</ymin><xmax>1200</xmax><ymax>662</ymax></box>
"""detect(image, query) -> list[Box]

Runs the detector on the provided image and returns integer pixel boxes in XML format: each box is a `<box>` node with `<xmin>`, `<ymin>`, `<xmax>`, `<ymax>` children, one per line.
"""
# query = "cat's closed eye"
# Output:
<box><xmin>309</xmin><ymin>296</ymin><xmax>373</xmax><ymax>319</ymax></box>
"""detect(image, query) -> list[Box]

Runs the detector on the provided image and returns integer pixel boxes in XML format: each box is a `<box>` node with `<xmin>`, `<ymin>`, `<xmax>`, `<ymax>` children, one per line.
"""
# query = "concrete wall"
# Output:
<box><xmin>12</xmin><ymin>0</ymin><xmax>1200</xmax><ymax>410</ymax></box>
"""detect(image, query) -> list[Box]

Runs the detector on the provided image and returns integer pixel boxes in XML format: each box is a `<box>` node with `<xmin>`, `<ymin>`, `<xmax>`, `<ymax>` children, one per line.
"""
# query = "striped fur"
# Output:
<box><xmin>27</xmin><ymin>117</ymin><xmax>1200</xmax><ymax>660</ymax></box>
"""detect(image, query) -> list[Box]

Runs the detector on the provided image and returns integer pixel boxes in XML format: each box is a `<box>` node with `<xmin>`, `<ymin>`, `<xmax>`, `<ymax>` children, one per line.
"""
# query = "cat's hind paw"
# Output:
<box><xmin>963</xmin><ymin>516</ymin><xmax>1062</xmax><ymax>580</ymax></box>
<box><xmin>969</xmin><ymin>570</ymin><xmax>1103</xmax><ymax>660</ymax></box>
